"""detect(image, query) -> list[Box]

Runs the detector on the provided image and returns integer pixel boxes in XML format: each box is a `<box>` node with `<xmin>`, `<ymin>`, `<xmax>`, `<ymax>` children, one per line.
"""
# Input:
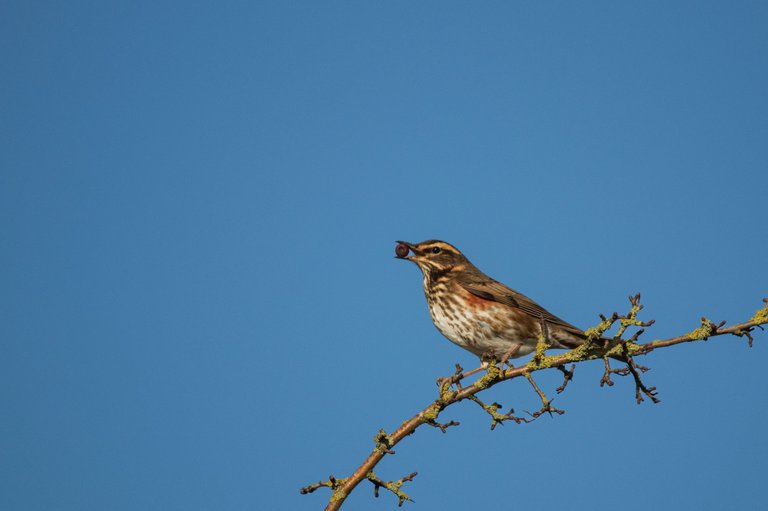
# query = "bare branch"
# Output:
<box><xmin>302</xmin><ymin>296</ymin><xmax>768</xmax><ymax>510</ymax></box>
<box><xmin>600</xmin><ymin>357</ymin><xmax>629</xmax><ymax>387</ymax></box>
<box><xmin>466</xmin><ymin>394</ymin><xmax>530</xmax><ymax>429</ymax></box>
<box><xmin>424</xmin><ymin>418</ymin><xmax>460</xmax><ymax>433</ymax></box>
<box><xmin>555</xmin><ymin>364</ymin><xmax>576</xmax><ymax>394</ymax></box>
<box><xmin>367</xmin><ymin>471</ymin><xmax>418</xmax><ymax>507</ymax></box>
<box><xmin>524</xmin><ymin>372</ymin><xmax>565</xmax><ymax>418</ymax></box>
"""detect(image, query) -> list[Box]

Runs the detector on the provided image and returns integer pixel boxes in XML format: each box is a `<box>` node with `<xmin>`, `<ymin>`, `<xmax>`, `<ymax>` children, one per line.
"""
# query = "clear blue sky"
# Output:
<box><xmin>2</xmin><ymin>2</ymin><xmax>767</xmax><ymax>510</ymax></box>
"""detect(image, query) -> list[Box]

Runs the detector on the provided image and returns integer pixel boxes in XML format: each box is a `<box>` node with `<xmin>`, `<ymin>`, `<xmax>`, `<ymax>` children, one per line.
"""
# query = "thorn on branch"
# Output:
<box><xmin>467</xmin><ymin>395</ymin><xmax>530</xmax><ymax>429</ymax></box>
<box><xmin>555</xmin><ymin>364</ymin><xmax>576</xmax><ymax>394</ymax></box>
<box><xmin>367</xmin><ymin>470</ymin><xmax>418</xmax><ymax>507</ymax></box>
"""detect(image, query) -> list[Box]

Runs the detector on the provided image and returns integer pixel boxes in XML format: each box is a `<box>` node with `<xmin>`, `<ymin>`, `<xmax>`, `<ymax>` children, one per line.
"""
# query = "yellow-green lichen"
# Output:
<box><xmin>440</xmin><ymin>388</ymin><xmax>457</xmax><ymax>401</ymax></box>
<box><xmin>373</xmin><ymin>429</ymin><xmax>393</xmax><ymax>454</ymax></box>
<box><xmin>437</xmin><ymin>379</ymin><xmax>457</xmax><ymax>401</ymax></box>
<box><xmin>605</xmin><ymin>341</ymin><xmax>641</xmax><ymax>358</ymax></box>
<box><xmin>562</xmin><ymin>342</ymin><xmax>602</xmax><ymax>363</ymax></box>
<box><xmin>386</xmin><ymin>481</ymin><xmax>409</xmax><ymax>497</ymax></box>
<box><xmin>752</xmin><ymin>304</ymin><xmax>768</xmax><ymax>325</ymax></box>
<box><xmin>330</xmin><ymin>490</ymin><xmax>347</xmax><ymax>502</ymax></box>
<box><xmin>615</xmin><ymin>314</ymin><xmax>643</xmax><ymax>339</ymax></box>
<box><xmin>421</xmin><ymin>403</ymin><xmax>441</xmax><ymax>422</ymax></box>
<box><xmin>527</xmin><ymin>352</ymin><xmax>556</xmax><ymax>370</ymax></box>
<box><xmin>583</xmin><ymin>326</ymin><xmax>605</xmax><ymax>339</ymax></box>
<box><xmin>533</xmin><ymin>333</ymin><xmax>550</xmax><ymax>359</ymax></box>
<box><xmin>584</xmin><ymin>316</ymin><xmax>614</xmax><ymax>340</ymax></box>
<box><xmin>366</xmin><ymin>471</ymin><xmax>413</xmax><ymax>505</ymax></box>
<box><xmin>474</xmin><ymin>363</ymin><xmax>501</xmax><ymax>390</ymax></box>
<box><xmin>526</xmin><ymin>332</ymin><xmax>555</xmax><ymax>370</ymax></box>
<box><xmin>687</xmin><ymin>317</ymin><xmax>715</xmax><ymax>340</ymax></box>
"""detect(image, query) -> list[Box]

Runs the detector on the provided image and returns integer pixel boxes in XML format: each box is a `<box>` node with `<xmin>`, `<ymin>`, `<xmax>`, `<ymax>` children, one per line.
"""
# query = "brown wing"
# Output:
<box><xmin>456</xmin><ymin>272</ymin><xmax>585</xmax><ymax>338</ymax></box>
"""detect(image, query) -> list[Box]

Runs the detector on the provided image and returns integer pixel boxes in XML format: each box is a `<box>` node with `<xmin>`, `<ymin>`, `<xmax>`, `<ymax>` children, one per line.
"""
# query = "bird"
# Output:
<box><xmin>395</xmin><ymin>240</ymin><xmax>587</xmax><ymax>362</ymax></box>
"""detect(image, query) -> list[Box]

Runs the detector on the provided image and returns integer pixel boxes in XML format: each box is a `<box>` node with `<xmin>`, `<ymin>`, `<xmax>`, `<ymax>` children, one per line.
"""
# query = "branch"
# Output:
<box><xmin>367</xmin><ymin>471</ymin><xmax>418</xmax><ymax>507</ymax></box>
<box><xmin>302</xmin><ymin>297</ymin><xmax>768</xmax><ymax>510</ymax></box>
<box><xmin>466</xmin><ymin>394</ymin><xmax>530</xmax><ymax>429</ymax></box>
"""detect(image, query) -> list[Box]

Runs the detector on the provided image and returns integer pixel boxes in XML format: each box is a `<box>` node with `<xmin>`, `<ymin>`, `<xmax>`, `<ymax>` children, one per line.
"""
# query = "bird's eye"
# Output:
<box><xmin>431</xmin><ymin>247</ymin><xmax>441</xmax><ymax>254</ymax></box>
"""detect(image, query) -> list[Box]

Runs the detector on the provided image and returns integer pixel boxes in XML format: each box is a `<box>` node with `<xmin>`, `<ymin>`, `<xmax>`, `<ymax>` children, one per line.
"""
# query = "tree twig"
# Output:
<box><xmin>301</xmin><ymin>297</ymin><xmax>768</xmax><ymax>510</ymax></box>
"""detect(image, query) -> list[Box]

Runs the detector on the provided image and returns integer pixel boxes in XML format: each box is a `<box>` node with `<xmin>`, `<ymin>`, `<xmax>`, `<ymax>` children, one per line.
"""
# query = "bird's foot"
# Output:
<box><xmin>498</xmin><ymin>345</ymin><xmax>521</xmax><ymax>375</ymax></box>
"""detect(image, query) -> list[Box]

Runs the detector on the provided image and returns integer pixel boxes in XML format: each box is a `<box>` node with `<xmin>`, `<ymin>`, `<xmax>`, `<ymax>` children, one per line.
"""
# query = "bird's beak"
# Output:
<box><xmin>395</xmin><ymin>241</ymin><xmax>421</xmax><ymax>261</ymax></box>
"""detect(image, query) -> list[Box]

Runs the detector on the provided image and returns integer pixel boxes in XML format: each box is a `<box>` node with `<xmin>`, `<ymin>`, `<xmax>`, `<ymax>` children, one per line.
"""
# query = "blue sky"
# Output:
<box><xmin>2</xmin><ymin>2</ymin><xmax>767</xmax><ymax>510</ymax></box>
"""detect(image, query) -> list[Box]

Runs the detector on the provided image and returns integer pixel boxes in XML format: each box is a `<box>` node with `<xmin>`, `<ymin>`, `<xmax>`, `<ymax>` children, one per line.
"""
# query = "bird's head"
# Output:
<box><xmin>395</xmin><ymin>240</ymin><xmax>470</xmax><ymax>277</ymax></box>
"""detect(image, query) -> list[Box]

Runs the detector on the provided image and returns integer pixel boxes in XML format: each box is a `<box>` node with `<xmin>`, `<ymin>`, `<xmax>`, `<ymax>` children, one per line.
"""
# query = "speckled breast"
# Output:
<box><xmin>424</xmin><ymin>280</ymin><xmax>534</xmax><ymax>358</ymax></box>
